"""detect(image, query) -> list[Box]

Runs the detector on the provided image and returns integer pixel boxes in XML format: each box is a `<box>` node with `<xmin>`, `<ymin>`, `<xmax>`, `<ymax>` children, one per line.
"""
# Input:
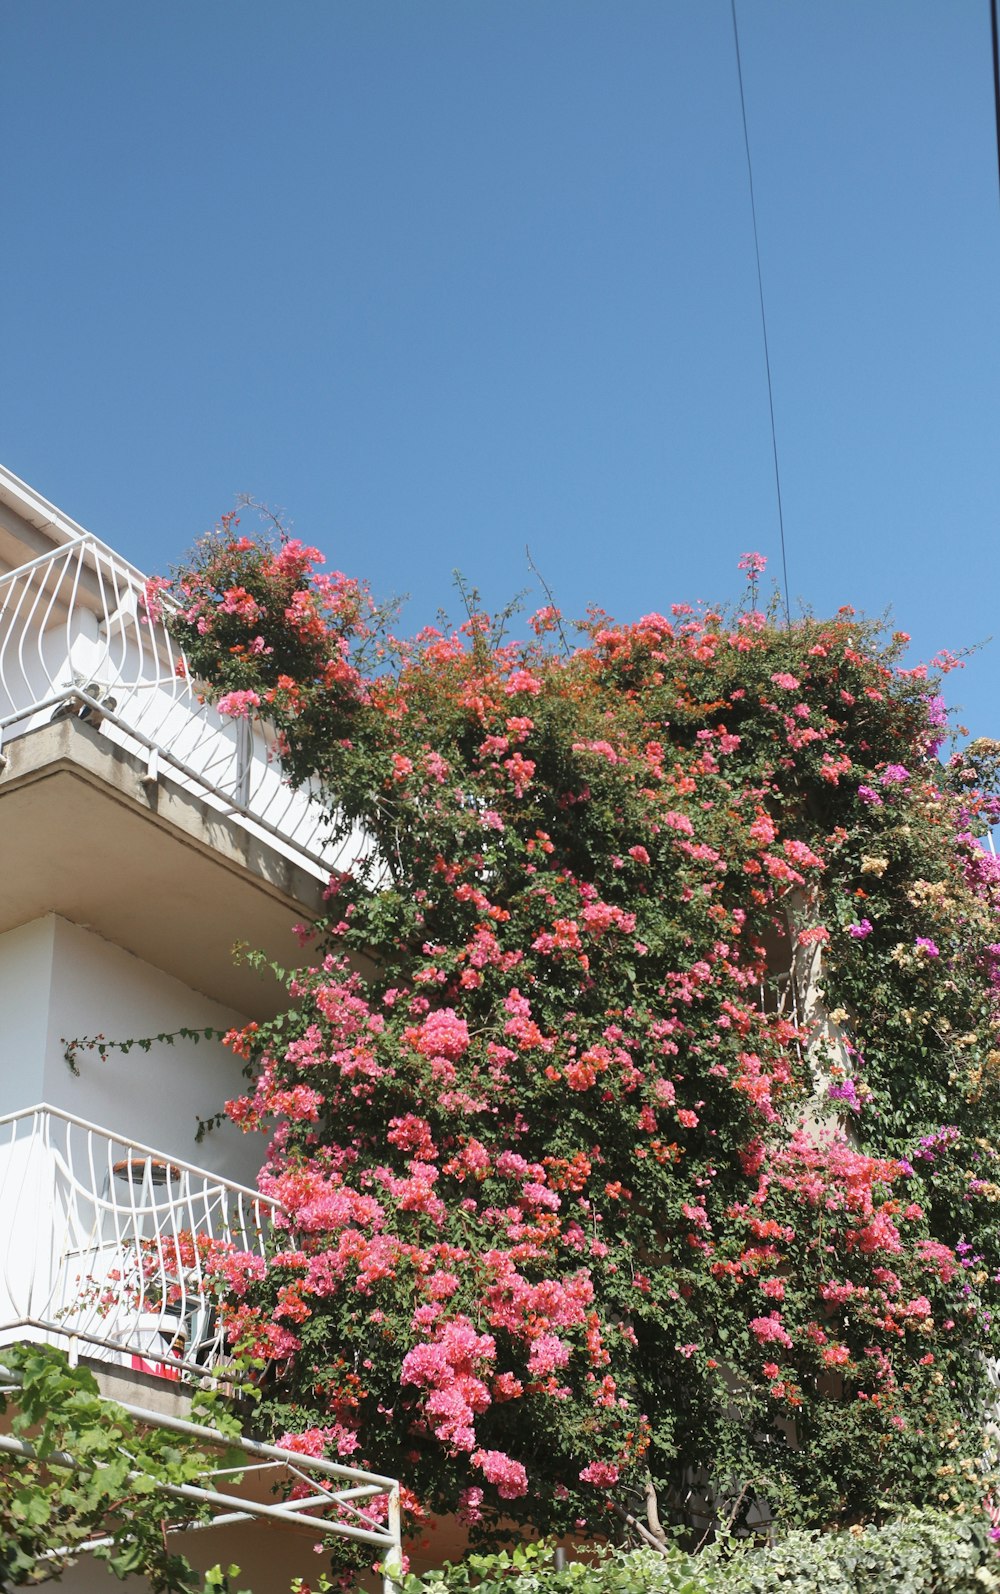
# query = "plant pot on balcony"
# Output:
<box><xmin>113</xmin><ymin>1157</ymin><xmax>183</xmax><ymax>1192</ymax></box>
<box><xmin>128</xmin><ymin>1312</ymin><xmax>185</xmax><ymax>1381</ymax></box>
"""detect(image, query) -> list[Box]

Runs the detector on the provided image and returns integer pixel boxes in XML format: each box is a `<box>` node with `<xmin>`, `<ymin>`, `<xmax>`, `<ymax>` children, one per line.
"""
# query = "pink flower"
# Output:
<box><xmin>219</xmin><ymin>585</ymin><xmax>263</xmax><ymax>622</ymax></box>
<box><xmin>140</xmin><ymin>575</ymin><xmax>171</xmax><ymax>623</ymax></box>
<box><xmin>579</xmin><ymin>1460</ymin><xmax>621</xmax><ymax>1487</ymax></box>
<box><xmin>917</xmin><ymin>1239</ymin><xmax>958</xmax><ymax>1283</ymax></box>
<box><xmin>472</xmin><ymin>1448</ymin><xmax>528</xmax><ymax>1499</ymax></box>
<box><xmin>628</xmin><ymin>845</ymin><xmax>650</xmax><ymax>866</ymax></box>
<box><xmin>410</xmin><ymin>1008</ymin><xmax>470</xmax><ymax>1060</ymax></box>
<box><xmin>853</xmin><ymin>1211</ymin><xmax>902</xmax><ymax>1255</ymax></box>
<box><xmin>458</xmin><ymin>1486</ymin><xmax>485</xmax><ymax>1524</ymax></box>
<box><xmin>529</xmin><ymin>605</ymin><xmax>560</xmax><ymax>636</ymax></box>
<box><xmin>783</xmin><ymin>839</ymin><xmax>823</xmax><ymax>870</ymax></box>
<box><xmin>749</xmin><ymin>812</ymin><xmax>777</xmax><ymax>846</ymax></box>
<box><xmin>750</xmin><ymin>1312</ymin><xmax>793</xmax><ymax>1349</ymax></box>
<box><xmin>216</xmin><ymin>689</ymin><xmax>261</xmax><ymax>718</ymax></box>
<box><xmin>819</xmin><ymin>1280</ymin><xmax>855</xmax><ymax>1305</ymax></box>
<box><xmin>771</xmin><ymin>672</ymin><xmax>801</xmax><ymax>691</ymax></box>
<box><xmin>737</xmin><ymin>551</ymin><xmax>767</xmax><ymax>579</ymax></box>
<box><xmin>424</xmin><ymin>749</ymin><xmax>450</xmax><ymax>783</ymax></box>
<box><xmin>503</xmin><ymin>752</ymin><xmax>536</xmax><ymax>797</ymax></box>
<box><xmin>573</xmin><ymin>739</ymin><xmax>619</xmax><ymax>763</ymax></box>
<box><xmin>527</xmin><ymin>1333</ymin><xmax>571</xmax><ymax>1375</ymax></box>
<box><xmin>504</xmin><ymin>669</ymin><xmax>542</xmax><ymax>697</ymax></box>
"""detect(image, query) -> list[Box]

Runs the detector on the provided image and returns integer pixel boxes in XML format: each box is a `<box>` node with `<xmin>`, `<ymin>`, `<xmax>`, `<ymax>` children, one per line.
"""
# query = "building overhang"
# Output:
<box><xmin>0</xmin><ymin>717</ymin><xmax>349</xmax><ymax>1016</ymax></box>
<box><xmin>0</xmin><ymin>461</ymin><xmax>137</xmax><ymax>580</ymax></box>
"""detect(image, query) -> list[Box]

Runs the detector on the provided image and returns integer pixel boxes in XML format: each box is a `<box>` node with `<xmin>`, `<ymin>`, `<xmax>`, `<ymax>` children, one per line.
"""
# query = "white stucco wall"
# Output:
<box><xmin>0</xmin><ymin>916</ymin><xmax>54</xmax><ymax>1109</ymax></box>
<box><xmin>0</xmin><ymin>913</ymin><xmax>268</xmax><ymax>1187</ymax></box>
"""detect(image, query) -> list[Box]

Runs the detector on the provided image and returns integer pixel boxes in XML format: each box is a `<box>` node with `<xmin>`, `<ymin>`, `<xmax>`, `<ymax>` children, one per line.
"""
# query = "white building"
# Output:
<box><xmin>0</xmin><ymin>465</ymin><xmax>401</xmax><ymax>1591</ymax></box>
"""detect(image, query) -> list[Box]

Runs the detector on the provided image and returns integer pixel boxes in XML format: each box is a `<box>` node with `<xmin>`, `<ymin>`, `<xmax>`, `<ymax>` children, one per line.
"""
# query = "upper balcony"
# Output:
<box><xmin>0</xmin><ymin>467</ymin><xmax>372</xmax><ymax>1017</ymax></box>
<box><xmin>0</xmin><ymin>525</ymin><xmax>346</xmax><ymax>885</ymax></box>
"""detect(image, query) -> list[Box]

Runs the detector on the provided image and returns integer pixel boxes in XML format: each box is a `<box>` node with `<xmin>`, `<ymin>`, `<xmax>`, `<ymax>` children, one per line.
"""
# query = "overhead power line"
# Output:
<box><xmin>992</xmin><ymin>0</ymin><xmax>1000</xmax><ymax>203</ymax></box>
<box><xmin>730</xmin><ymin>0</ymin><xmax>791</xmax><ymax>628</ymax></box>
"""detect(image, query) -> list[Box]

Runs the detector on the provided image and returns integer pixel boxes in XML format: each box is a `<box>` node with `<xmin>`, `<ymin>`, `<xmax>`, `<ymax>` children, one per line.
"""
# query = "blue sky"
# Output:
<box><xmin>2</xmin><ymin>2</ymin><xmax>998</xmax><ymax>734</ymax></box>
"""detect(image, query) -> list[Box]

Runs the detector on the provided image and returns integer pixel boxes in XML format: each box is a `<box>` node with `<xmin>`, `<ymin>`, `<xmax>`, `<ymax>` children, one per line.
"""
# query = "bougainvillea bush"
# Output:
<box><xmin>162</xmin><ymin>524</ymin><xmax>1000</xmax><ymax>1558</ymax></box>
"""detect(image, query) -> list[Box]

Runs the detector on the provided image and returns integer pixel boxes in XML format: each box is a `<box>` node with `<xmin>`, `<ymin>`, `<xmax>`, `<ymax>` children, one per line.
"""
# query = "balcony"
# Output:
<box><xmin>0</xmin><ymin>1105</ymin><xmax>405</xmax><ymax>1579</ymax></box>
<box><xmin>0</xmin><ymin>533</ymin><xmax>353</xmax><ymax>882</ymax></box>
<box><xmin>0</xmin><ymin>1103</ymin><xmax>275</xmax><ymax>1381</ymax></box>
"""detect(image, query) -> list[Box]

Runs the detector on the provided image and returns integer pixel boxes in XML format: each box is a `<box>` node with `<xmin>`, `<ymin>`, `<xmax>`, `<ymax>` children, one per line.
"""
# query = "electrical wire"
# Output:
<box><xmin>730</xmin><ymin>0</ymin><xmax>791</xmax><ymax>628</ymax></box>
<box><xmin>991</xmin><ymin>0</ymin><xmax>1000</xmax><ymax>204</ymax></box>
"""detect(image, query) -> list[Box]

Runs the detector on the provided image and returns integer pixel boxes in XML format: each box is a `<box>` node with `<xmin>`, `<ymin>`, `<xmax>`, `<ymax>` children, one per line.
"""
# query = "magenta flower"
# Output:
<box><xmin>915</xmin><ymin>937</ymin><xmax>940</xmax><ymax>958</ymax></box>
<box><xmin>880</xmin><ymin>764</ymin><xmax>910</xmax><ymax>784</ymax></box>
<box><xmin>828</xmin><ymin>1079</ymin><xmax>861</xmax><ymax>1113</ymax></box>
<box><xmin>848</xmin><ymin>919</ymin><xmax>873</xmax><ymax>940</ymax></box>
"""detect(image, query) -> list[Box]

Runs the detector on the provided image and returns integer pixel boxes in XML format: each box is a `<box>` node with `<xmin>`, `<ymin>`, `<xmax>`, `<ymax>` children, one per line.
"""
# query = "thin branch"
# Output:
<box><xmin>525</xmin><ymin>543</ymin><xmax>572</xmax><ymax>657</ymax></box>
<box><xmin>235</xmin><ymin>494</ymin><xmax>291</xmax><ymax>541</ymax></box>
<box><xmin>694</xmin><ymin>1478</ymin><xmax>752</xmax><ymax>1553</ymax></box>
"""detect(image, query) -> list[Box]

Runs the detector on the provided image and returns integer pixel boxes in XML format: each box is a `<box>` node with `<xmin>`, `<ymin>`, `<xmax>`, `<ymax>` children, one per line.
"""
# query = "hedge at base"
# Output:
<box><xmin>400</xmin><ymin>1515</ymin><xmax>999</xmax><ymax>1594</ymax></box>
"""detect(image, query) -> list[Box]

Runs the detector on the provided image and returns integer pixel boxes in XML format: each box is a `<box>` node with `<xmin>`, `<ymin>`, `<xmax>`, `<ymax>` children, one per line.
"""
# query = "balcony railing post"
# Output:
<box><xmin>234</xmin><ymin>714</ymin><xmax>253</xmax><ymax>807</ymax></box>
<box><xmin>384</xmin><ymin>1484</ymin><xmax>404</xmax><ymax>1594</ymax></box>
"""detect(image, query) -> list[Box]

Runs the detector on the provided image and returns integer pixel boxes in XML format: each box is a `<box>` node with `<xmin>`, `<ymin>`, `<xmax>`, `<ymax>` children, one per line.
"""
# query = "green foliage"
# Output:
<box><xmin>402</xmin><ymin>1539</ymin><xmax>714</xmax><ymax>1593</ymax></box>
<box><xmin>401</xmin><ymin>1516</ymin><xmax>1000</xmax><ymax>1594</ymax></box>
<box><xmin>62</xmin><ymin>1025</ymin><xmax>225</xmax><ymax>1077</ymax></box>
<box><xmin>0</xmin><ymin>1343</ymin><xmax>246</xmax><ymax>1591</ymax></box>
<box><xmin>709</xmin><ymin>1515</ymin><xmax>998</xmax><ymax>1592</ymax></box>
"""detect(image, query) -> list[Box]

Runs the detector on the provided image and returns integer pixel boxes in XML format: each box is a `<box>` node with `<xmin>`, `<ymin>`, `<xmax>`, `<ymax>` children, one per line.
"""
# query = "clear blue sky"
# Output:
<box><xmin>3</xmin><ymin>2</ymin><xmax>998</xmax><ymax>733</ymax></box>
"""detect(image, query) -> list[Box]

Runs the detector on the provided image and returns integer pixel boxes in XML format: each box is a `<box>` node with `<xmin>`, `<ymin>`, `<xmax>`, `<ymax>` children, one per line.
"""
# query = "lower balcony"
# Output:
<box><xmin>0</xmin><ymin>1102</ymin><xmax>272</xmax><ymax>1384</ymax></box>
<box><xmin>0</xmin><ymin>1103</ymin><xmax>404</xmax><ymax>1586</ymax></box>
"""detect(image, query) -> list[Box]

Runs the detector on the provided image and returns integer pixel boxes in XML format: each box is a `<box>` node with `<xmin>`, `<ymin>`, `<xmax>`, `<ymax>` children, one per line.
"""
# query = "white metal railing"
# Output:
<box><xmin>0</xmin><ymin>1104</ymin><xmax>278</xmax><ymax>1382</ymax></box>
<box><xmin>0</xmin><ymin>535</ymin><xmax>354</xmax><ymax>880</ymax></box>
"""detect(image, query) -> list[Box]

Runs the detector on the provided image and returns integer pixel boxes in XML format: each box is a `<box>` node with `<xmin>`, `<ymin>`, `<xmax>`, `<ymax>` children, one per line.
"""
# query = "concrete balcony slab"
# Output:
<box><xmin>0</xmin><ymin>717</ymin><xmax>334</xmax><ymax>1016</ymax></box>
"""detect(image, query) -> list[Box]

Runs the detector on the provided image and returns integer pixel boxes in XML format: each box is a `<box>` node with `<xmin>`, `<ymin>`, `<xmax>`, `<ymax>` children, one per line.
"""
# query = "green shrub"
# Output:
<box><xmin>400</xmin><ymin>1513</ymin><xmax>1000</xmax><ymax>1594</ymax></box>
<box><xmin>400</xmin><ymin>1539</ymin><xmax>718</xmax><ymax>1594</ymax></box>
<box><xmin>707</xmin><ymin>1513</ymin><xmax>998</xmax><ymax>1593</ymax></box>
